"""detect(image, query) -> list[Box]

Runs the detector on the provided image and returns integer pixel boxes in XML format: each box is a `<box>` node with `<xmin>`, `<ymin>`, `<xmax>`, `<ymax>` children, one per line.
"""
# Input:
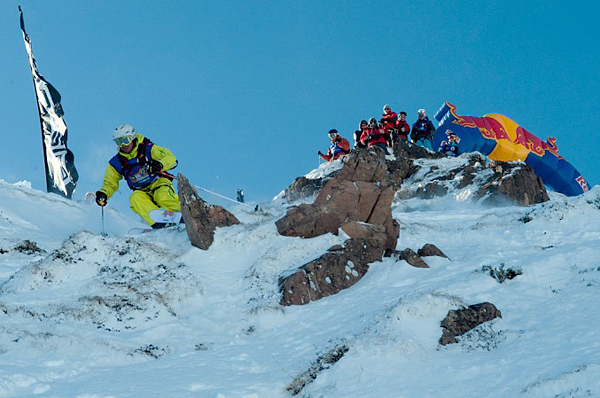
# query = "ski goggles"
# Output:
<box><xmin>114</xmin><ymin>136</ymin><xmax>134</xmax><ymax>147</ymax></box>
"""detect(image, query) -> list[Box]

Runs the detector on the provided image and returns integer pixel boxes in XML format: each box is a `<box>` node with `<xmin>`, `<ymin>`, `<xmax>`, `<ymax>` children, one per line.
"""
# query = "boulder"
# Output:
<box><xmin>336</xmin><ymin>147</ymin><xmax>390</xmax><ymax>183</ymax></box>
<box><xmin>277</xmin><ymin>170</ymin><xmax>399</xmax><ymax>253</ymax></box>
<box><xmin>391</xmin><ymin>248</ymin><xmax>429</xmax><ymax>268</ymax></box>
<box><xmin>283</xmin><ymin>176</ymin><xmax>330</xmax><ymax>203</ymax></box>
<box><xmin>418</xmin><ymin>243</ymin><xmax>448</xmax><ymax>258</ymax></box>
<box><xmin>279</xmin><ymin>236</ymin><xmax>385</xmax><ymax>306</ymax></box>
<box><xmin>392</xmin><ymin>139</ymin><xmax>444</xmax><ymax>160</ymax></box>
<box><xmin>439</xmin><ymin>302</ymin><xmax>502</xmax><ymax>345</ymax></box>
<box><xmin>177</xmin><ymin>174</ymin><xmax>240</xmax><ymax>250</ymax></box>
<box><xmin>479</xmin><ymin>162</ymin><xmax>549</xmax><ymax>206</ymax></box>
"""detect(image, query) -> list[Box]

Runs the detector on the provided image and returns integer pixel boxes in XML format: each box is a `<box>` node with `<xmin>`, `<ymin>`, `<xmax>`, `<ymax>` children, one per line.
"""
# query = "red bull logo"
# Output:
<box><xmin>576</xmin><ymin>176</ymin><xmax>589</xmax><ymax>192</ymax></box>
<box><xmin>444</xmin><ymin>102</ymin><xmax>562</xmax><ymax>160</ymax></box>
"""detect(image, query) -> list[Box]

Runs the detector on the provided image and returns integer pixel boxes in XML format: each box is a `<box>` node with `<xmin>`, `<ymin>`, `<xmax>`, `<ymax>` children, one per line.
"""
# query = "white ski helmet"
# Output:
<box><xmin>417</xmin><ymin>109</ymin><xmax>426</xmax><ymax>116</ymax></box>
<box><xmin>113</xmin><ymin>124</ymin><xmax>136</xmax><ymax>146</ymax></box>
<box><xmin>113</xmin><ymin>124</ymin><xmax>135</xmax><ymax>139</ymax></box>
<box><xmin>383</xmin><ymin>104</ymin><xmax>391</xmax><ymax>112</ymax></box>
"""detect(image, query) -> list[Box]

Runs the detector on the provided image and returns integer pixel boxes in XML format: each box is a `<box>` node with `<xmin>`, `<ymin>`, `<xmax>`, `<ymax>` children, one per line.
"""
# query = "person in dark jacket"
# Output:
<box><xmin>354</xmin><ymin>120</ymin><xmax>368</xmax><ymax>149</ymax></box>
<box><xmin>318</xmin><ymin>129</ymin><xmax>351</xmax><ymax>161</ymax></box>
<box><xmin>360</xmin><ymin>118</ymin><xmax>388</xmax><ymax>153</ymax></box>
<box><xmin>411</xmin><ymin>109</ymin><xmax>436</xmax><ymax>150</ymax></box>
<box><xmin>439</xmin><ymin>132</ymin><xmax>460</xmax><ymax>157</ymax></box>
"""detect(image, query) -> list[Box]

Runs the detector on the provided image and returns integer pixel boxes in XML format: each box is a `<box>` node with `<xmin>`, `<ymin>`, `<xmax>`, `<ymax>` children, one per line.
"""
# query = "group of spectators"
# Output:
<box><xmin>318</xmin><ymin>105</ymin><xmax>438</xmax><ymax>162</ymax></box>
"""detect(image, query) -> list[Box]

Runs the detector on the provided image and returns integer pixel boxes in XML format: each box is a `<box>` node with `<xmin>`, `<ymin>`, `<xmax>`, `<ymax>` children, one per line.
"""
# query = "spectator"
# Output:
<box><xmin>396</xmin><ymin>111</ymin><xmax>410</xmax><ymax>141</ymax></box>
<box><xmin>318</xmin><ymin>129</ymin><xmax>350</xmax><ymax>161</ymax></box>
<box><xmin>354</xmin><ymin>120</ymin><xmax>368</xmax><ymax>149</ymax></box>
<box><xmin>380</xmin><ymin>104</ymin><xmax>398</xmax><ymax>145</ymax></box>
<box><xmin>439</xmin><ymin>132</ymin><xmax>460</xmax><ymax>157</ymax></box>
<box><xmin>411</xmin><ymin>108</ymin><xmax>436</xmax><ymax>150</ymax></box>
<box><xmin>360</xmin><ymin>117</ymin><xmax>389</xmax><ymax>153</ymax></box>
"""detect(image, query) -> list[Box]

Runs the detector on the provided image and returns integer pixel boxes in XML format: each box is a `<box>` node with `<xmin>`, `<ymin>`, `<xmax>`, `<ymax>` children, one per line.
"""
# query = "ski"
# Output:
<box><xmin>148</xmin><ymin>209</ymin><xmax>182</xmax><ymax>224</ymax></box>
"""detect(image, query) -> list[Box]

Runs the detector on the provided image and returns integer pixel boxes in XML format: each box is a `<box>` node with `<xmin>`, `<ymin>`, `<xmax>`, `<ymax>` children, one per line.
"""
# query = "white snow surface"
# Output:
<box><xmin>1</xmin><ymin>172</ymin><xmax>600</xmax><ymax>398</ymax></box>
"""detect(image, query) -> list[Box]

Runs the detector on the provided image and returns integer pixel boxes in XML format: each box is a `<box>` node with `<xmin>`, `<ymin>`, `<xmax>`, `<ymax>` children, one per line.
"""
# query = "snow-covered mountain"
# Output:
<box><xmin>1</xmin><ymin>157</ymin><xmax>600</xmax><ymax>398</ymax></box>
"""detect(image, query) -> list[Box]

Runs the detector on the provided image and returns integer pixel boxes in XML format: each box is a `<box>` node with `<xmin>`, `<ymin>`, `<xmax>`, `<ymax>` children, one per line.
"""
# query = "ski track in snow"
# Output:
<box><xmin>0</xmin><ymin>177</ymin><xmax>599</xmax><ymax>397</ymax></box>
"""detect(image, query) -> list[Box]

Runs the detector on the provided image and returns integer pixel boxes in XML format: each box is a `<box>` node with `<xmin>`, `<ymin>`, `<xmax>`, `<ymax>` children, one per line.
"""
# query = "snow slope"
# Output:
<box><xmin>0</xmin><ymin>168</ymin><xmax>599</xmax><ymax>398</ymax></box>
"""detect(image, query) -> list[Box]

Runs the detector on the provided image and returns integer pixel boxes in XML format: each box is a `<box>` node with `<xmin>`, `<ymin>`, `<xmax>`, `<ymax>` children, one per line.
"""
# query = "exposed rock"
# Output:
<box><xmin>177</xmin><ymin>173</ymin><xmax>240</xmax><ymax>250</ymax></box>
<box><xmin>392</xmin><ymin>139</ymin><xmax>445</xmax><ymax>160</ymax></box>
<box><xmin>415</xmin><ymin>182</ymin><xmax>448</xmax><ymax>199</ymax></box>
<box><xmin>391</xmin><ymin>248</ymin><xmax>429</xmax><ymax>268</ymax></box>
<box><xmin>340</xmin><ymin>221</ymin><xmax>385</xmax><ymax>240</ymax></box>
<box><xmin>277</xmin><ymin>171</ymin><xmax>398</xmax><ymax>253</ymax></box>
<box><xmin>279</xmin><ymin>236</ymin><xmax>386</xmax><ymax>306</ymax></box>
<box><xmin>439</xmin><ymin>302</ymin><xmax>502</xmax><ymax>345</ymax></box>
<box><xmin>285</xmin><ymin>345</ymin><xmax>349</xmax><ymax>395</ymax></box>
<box><xmin>482</xmin><ymin>264</ymin><xmax>523</xmax><ymax>283</ymax></box>
<box><xmin>283</xmin><ymin>176</ymin><xmax>330</xmax><ymax>203</ymax></box>
<box><xmin>418</xmin><ymin>243</ymin><xmax>448</xmax><ymax>258</ymax></box>
<box><xmin>336</xmin><ymin>147</ymin><xmax>390</xmax><ymax>183</ymax></box>
<box><xmin>13</xmin><ymin>240</ymin><xmax>46</xmax><ymax>255</ymax></box>
<box><xmin>479</xmin><ymin>162</ymin><xmax>549</xmax><ymax>206</ymax></box>
<box><xmin>277</xmin><ymin>149</ymin><xmax>402</xmax><ymax>305</ymax></box>
<box><xmin>386</xmin><ymin>157</ymin><xmax>420</xmax><ymax>190</ymax></box>
<box><xmin>275</xmin><ymin>203</ymin><xmax>341</xmax><ymax>239</ymax></box>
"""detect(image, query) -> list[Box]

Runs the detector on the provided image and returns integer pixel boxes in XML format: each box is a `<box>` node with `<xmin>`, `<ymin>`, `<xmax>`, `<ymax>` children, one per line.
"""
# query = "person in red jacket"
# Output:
<box><xmin>318</xmin><ymin>129</ymin><xmax>350</xmax><ymax>162</ymax></box>
<box><xmin>360</xmin><ymin>118</ymin><xmax>389</xmax><ymax>153</ymax></box>
<box><xmin>395</xmin><ymin>111</ymin><xmax>410</xmax><ymax>140</ymax></box>
<box><xmin>380</xmin><ymin>104</ymin><xmax>398</xmax><ymax>144</ymax></box>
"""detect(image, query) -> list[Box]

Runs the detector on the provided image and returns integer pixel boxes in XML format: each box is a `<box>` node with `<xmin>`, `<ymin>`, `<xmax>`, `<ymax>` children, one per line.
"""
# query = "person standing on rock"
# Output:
<box><xmin>318</xmin><ymin>129</ymin><xmax>350</xmax><ymax>162</ymax></box>
<box><xmin>380</xmin><ymin>104</ymin><xmax>398</xmax><ymax>145</ymax></box>
<box><xmin>411</xmin><ymin>109</ymin><xmax>436</xmax><ymax>150</ymax></box>
<box><xmin>395</xmin><ymin>111</ymin><xmax>410</xmax><ymax>141</ymax></box>
<box><xmin>353</xmin><ymin>120</ymin><xmax>368</xmax><ymax>149</ymax></box>
<box><xmin>95</xmin><ymin>124</ymin><xmax>181</xmax><ymax>229</ymax></box>
<box><xmin>360</xmin><ymin>117</ymin><xmax>389</xmax><ymax>153</ymax></box>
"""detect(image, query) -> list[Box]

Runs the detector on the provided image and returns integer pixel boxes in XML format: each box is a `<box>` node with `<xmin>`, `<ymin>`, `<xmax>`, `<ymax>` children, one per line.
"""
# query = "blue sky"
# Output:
<box><xmin>1</xmin><ymin>0</ymin><xmax>598</xmax><ymax>213</ymax></box>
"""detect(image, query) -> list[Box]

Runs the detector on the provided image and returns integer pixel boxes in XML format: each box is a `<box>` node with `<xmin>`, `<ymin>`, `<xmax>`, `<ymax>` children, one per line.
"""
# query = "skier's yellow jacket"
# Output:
<box><xmin>99</xmin><ymin>133</ymin><xmax>181</xmax><ymax>225</ymax></box>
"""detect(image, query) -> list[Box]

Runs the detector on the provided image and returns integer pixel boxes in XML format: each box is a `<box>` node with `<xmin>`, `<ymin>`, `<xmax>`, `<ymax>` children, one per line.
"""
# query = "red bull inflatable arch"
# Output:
<box><xmin>433</xmin><ymin>102</ymin><xmax>590</xmax><ymax>196</ymax></box>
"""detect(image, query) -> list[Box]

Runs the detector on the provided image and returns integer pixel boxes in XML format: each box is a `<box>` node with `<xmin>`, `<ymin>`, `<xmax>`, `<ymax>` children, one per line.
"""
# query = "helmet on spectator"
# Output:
<box><xmin>417</xmin><ymin>109</ymin><xmax>426</xmax><ymax>116</ymax></box>
<box><xmin>383</xmin><ymin>104</ymin><xmax>391</xmax><ymax>112</ymax></box>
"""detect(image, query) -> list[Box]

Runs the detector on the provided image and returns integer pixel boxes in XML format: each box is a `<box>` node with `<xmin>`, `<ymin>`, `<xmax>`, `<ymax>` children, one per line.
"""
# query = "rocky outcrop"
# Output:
<box><xmin>277</xmin><ymin>149</ymin><xmax>401</xmax><ymax>305</ymax></box>
<box><xmin>177</xmin><ymin>174</ymin><xmax>240</xmax><ymax>250</ymax></box>
<box><xmin>391</xmin><ymin>248</ymin><xmax>429</xmax><ymax>268</ymax></box>
<box><xmin>283</xmin><ymin>176</ymin><xmax>331</xmax><ymax>203</ymax></box>
<box><xmin>418</xmin><ymin>243</ymin><xmax>447</xmax><ymax>258</ymax></box>
<box><xmin>279</xmin><ymin>236</ymin><xmax>386</xmax><ymax>305</ymax></box>
<box><xmin>276</xmin><ymin>150</ymin><xmax>399</xmax><ymax>254</ymax></box>
<box><xmin>392</xmin><ymin>139</ymin><xmax>445</xmax><ymax>160</ymax></box>
<box><xmin>479</xmin><ymin>161</ymin><xmax>549</xmax><ymax>206</ymax></box>
<box><xmin>439</xmin><ymin>302</ymin><xmax>502</xmax><ymax>345</ymax></box>
<box><xmin>398</xmin><ymin>153</ymin><xmax>549</xmax><ymax>206</ymax></box>
<box><xmin>282</xmin><ymin>146</ymin><xmax>420</xmax><ymax>203</ymax></box>
<box><xmin>391</xmin><ymin>243</ymin><xmax>448</xmax><ymax>268</ymax></box>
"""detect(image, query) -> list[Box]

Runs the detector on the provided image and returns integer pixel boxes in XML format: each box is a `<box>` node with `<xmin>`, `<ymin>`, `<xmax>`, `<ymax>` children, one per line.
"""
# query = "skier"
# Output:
<box><xmin>95</xmin><ymin>124</ymin><xmax>181</xmax><ymax>229</ymax></box>
<box><xmin>440</xmin><ymin>133</ymin><xmax>460</xmax><ymax>157</ymax></box>
<box><xmin>318</xmin><ymin>129</ymin><xmax>350</xmax><ymax>162</ymax></box>
<box><xmin>360</xmin><ymin>118</ymin><xmax>389</xmax><ymax>153</ymax></box>
<box><xmin>395</xmin><ymin>111</ymin><xmax>410</xmax><ymax>141</ymax></box>
<box><xmin>353</xmin><ymin>120</ymin><xmax>368</xmax><ymax>149</ymax></box>
<box><xmin>411</xmin><ymin>109</ymin><xmax>436</xmax><ymax>150</ymax></box>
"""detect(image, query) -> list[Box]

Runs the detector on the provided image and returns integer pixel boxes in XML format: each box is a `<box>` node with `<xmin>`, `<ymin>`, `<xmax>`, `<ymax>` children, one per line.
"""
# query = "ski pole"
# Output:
<box><xmin>101</xmin><ymin>206</ymin><xmax>107</xmax><ymax>236</ymax></box>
